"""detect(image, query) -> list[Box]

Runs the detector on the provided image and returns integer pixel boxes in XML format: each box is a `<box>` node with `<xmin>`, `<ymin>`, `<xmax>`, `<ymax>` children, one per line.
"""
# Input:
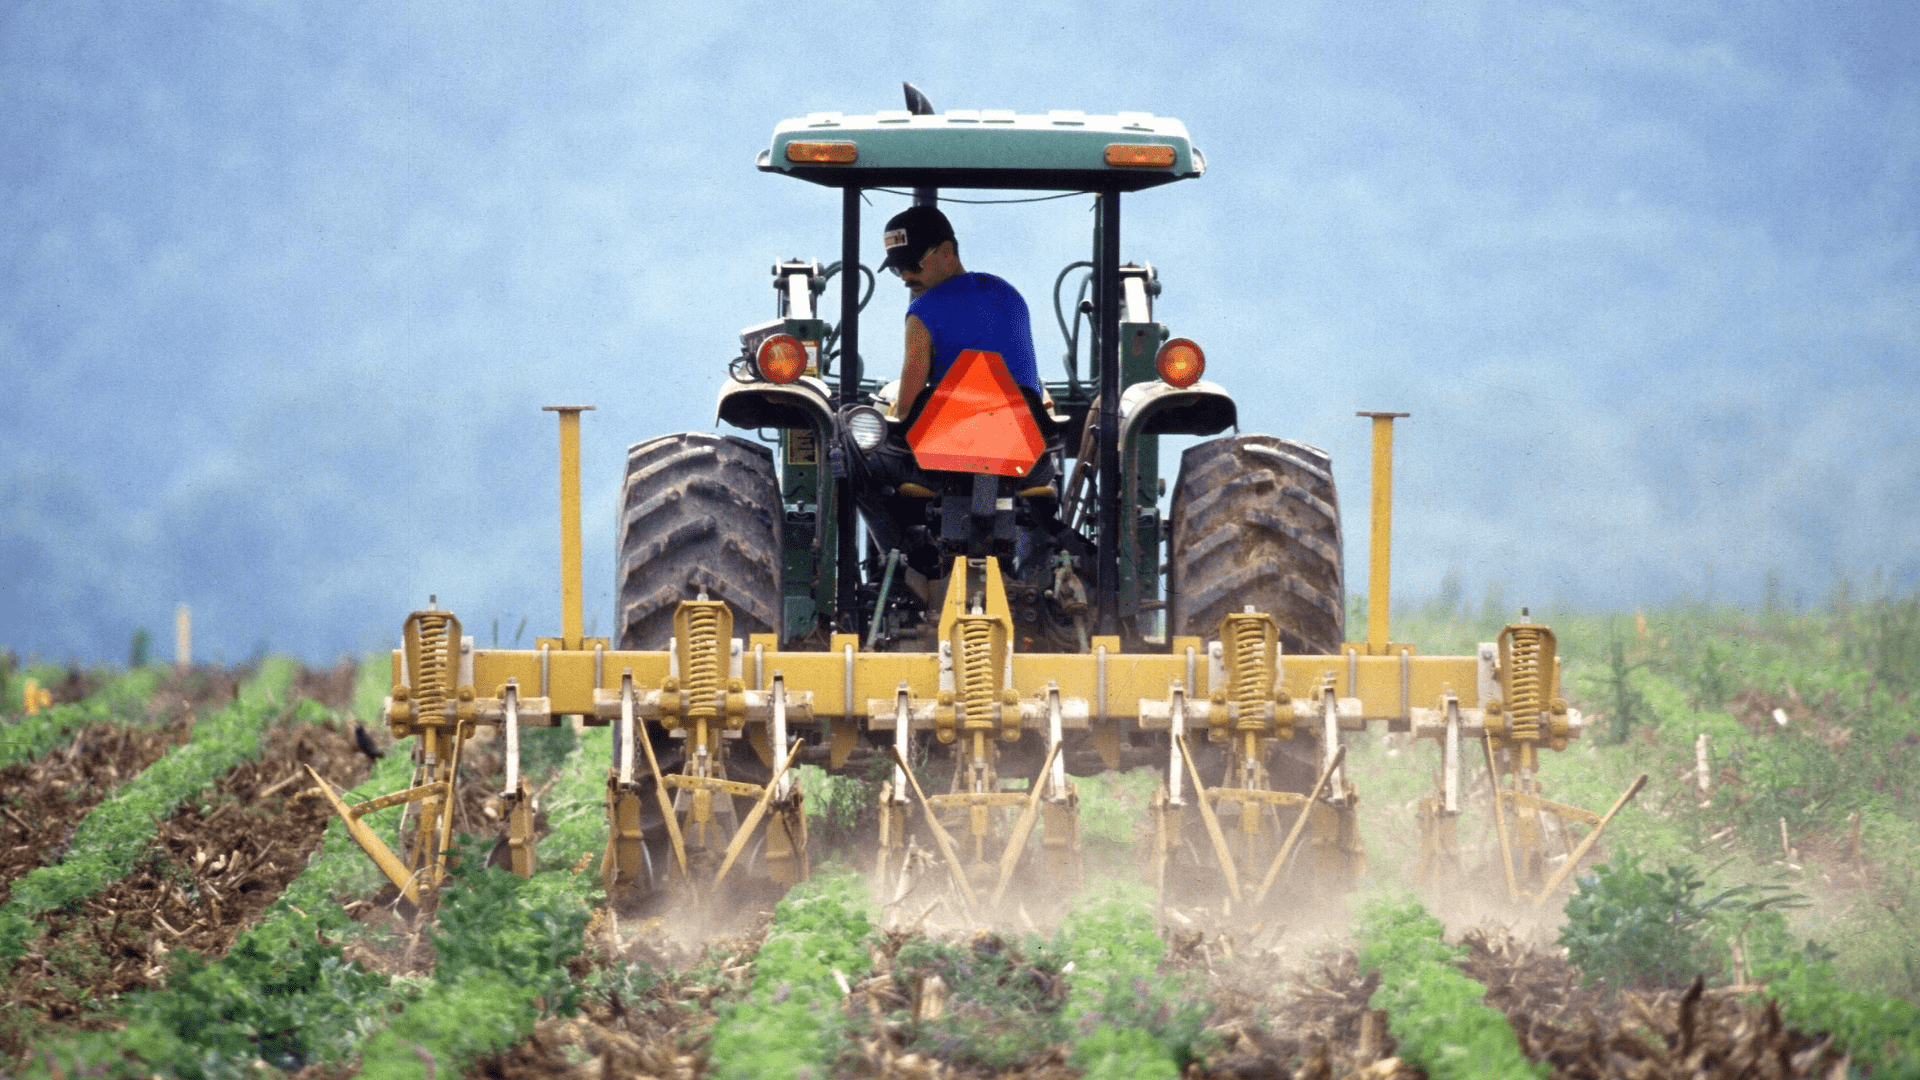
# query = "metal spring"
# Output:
<box><xmin>683</xmin><ymin>605</ymin><xmax>722</xmax><ymax>720</ymax></box>
<box><xmin>414</xmin><ymin>613</ymin><xmax>452</xmax><ymax>723</ymax></box>
<box><xmin>959</xmin><ymin>618</ymin><xmax>996</xmax><ymax>722</ymax></box>
<box><xmin>1507</xmin><ymin>627</ymin><xmax>1545</xmax><ymax>740</ymax></box>
<box><xmin>1230</xmin><ymin>617</ymin><xmax>1269</xmax><ymax>712</ymax></box>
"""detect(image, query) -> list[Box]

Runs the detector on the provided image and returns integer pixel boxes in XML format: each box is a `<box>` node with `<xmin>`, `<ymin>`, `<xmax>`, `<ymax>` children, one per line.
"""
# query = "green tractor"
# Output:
<box><xmin>608</xmin><ymin>86</ymin><xmax>1350</xmax><ymax>903</ymax></box>
<box><xmin>618</xmin><ymin>86</ymin><xmax>1343</xmax><ymax>664</ymax></box>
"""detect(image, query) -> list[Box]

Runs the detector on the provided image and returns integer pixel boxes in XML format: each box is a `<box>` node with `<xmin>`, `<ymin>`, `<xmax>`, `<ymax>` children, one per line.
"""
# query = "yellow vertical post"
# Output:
<box><xmin>174</xmin><ymin>604</ymin><xmax>192</xmax><ymax>668</ymax></box>
<box><xmin>543</xmin><ymin>406</ymin><xmax>595</xmax><ymax>649</ymax></box>
<box><xmin>1357</xmin><ymin>412</ymin><xmax>1409</xmax><ymax>654</ymax></box>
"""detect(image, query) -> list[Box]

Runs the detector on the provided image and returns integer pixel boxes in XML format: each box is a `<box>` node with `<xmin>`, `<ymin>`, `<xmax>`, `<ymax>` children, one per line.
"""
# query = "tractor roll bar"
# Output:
<box><xmin>1095</xmin><ymin>191</ymin><xmax>1122</xmax><ymax>637</ymax></box>
<box><xmin>837</xmin><ymin>188</ymin><xmax>862</xmax><ymax>632</ymax></box>
<box><xmin>832</xmin><ymin>186</ymin><xmax>1126</xmax><ymax>638</ymax></box>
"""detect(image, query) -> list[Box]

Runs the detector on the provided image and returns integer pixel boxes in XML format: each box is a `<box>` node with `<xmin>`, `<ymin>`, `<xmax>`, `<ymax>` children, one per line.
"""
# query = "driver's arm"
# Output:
<box><xmin>893</xmin><ymin>315</ymin><xmax>933</xmax><ymax>419</ymax></box>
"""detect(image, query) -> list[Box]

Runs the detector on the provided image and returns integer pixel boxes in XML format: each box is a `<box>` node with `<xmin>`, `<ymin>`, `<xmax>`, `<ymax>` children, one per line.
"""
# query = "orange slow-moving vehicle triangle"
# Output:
<box><xmin>906</xmin><ymin>349</ymin><xmax>1046</xmax><ymax>477</ymax></box>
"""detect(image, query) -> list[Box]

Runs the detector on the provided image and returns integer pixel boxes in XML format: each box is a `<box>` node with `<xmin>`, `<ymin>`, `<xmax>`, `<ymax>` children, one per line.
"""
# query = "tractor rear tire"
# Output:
<box><xmin>1168</xmin><ymin>434</ymin><xmax>1344</xmax><ymax>655</ymax></box>
<box><xmin>617</xmin><ymin>432</ymin><xmax>783</xmax><ymax>649</ymax></box>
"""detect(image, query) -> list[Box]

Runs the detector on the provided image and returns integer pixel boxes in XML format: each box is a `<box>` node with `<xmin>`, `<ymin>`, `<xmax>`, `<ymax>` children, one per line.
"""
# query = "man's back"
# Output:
<box><xmin>906</xmin><ymin>272</ymin><xmax>1041</xmax><ymax>392</ymax></box>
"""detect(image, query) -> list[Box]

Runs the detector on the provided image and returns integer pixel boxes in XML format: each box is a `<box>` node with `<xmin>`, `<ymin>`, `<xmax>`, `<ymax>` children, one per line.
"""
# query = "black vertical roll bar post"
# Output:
<box><xmin>1095</xmin><ymin>189</ymin><xmax>1122</xmax><ymax>637</ymax></box>
<box><xmin>836</xmin><ymin>186</ymin><xmax>863</xmax><ymax>633</ymax></box>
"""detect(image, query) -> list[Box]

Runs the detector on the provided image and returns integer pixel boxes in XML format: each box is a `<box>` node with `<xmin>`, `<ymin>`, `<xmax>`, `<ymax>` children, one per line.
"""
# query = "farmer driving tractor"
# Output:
<box><xmin>842</xmin><ymin>203</ymin><xmax>1062</xmax><ymax>572</ymax></box>
<box><xmin>880</xmin><ymin>204</ymin><xmax>1043</xmax><ymax>415</ymax></box>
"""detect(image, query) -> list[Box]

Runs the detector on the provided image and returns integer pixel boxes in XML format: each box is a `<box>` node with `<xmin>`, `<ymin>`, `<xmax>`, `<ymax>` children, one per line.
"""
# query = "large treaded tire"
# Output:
<box><xmin>1168</xmin><ymin>434</ymin><xmax>1344</xmax><ymax>655</ymax></box>
<box><xmin>616</xmin><ymin>433</ymin><xmax>782</xmax><ymax>650</ymax></box>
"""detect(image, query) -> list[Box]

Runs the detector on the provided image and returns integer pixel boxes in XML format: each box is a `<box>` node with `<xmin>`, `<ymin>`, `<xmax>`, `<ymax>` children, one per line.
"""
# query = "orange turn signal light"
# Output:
<box><xmin>786</xmin><ymin>141</ymin><xmax>858</xmax><ymax>164</ymax></box>
<box><xmin>1155</xmin><ymin>338</ymin><xmax>1205</xmax><ymax>388</ymax></box>
<box><xmin>757</xmin><ymin>335</ymin><xmax>809</xmax><ymax>384</ymax></box>
<box><xmin>1104</xmin><ymin>143</ymin><xmax>1177</xmax><ymax>168</ymax></box>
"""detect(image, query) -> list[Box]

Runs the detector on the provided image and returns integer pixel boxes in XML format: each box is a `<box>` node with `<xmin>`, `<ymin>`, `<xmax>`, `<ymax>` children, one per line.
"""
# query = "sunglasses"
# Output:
<box><xmin>887</xmin><ymin>253</ymin><xmax>925</xmax><ymax>277</ymax></box>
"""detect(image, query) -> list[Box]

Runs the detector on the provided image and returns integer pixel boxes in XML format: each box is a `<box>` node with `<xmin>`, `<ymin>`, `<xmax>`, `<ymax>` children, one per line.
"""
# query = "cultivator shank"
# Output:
<box><xmin>1405</xmin><ymin>623</ymin><xmax>1645</xmax><ymax>904</ymax></box>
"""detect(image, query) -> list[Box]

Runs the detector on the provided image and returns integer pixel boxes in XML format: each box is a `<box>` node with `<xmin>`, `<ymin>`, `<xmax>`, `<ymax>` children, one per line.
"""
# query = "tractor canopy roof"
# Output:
<box><xmin>758</xmin><ymin>109</ymin><xmax>1203</xmax><ymax>192</ymax></box>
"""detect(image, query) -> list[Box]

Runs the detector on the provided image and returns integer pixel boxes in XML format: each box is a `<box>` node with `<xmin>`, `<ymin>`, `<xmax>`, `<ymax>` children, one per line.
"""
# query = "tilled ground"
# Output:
<box><xmin>1461</xmin><ymin>927</ymin><xmax>1847</xmax><ymax>1080</ymax></box>
<box><xmin>462</xmin><ymin>914</ymin><xmax>1849</xmax><ymax>1080</ymax></box>
<box><xmin>0</xmin><ymin>667</ymin><xmax>241</xmax><ymax>907</ymax></box>
<box><xmin>2</xmin><ymin>671</ymin><xmax>372</xmax><ymax>1054</ymax></box>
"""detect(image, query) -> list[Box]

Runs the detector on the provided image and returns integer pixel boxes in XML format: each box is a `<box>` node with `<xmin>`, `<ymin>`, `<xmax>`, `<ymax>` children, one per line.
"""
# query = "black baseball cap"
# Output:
<box><xmin>880</xmin><ymin>205</ymin><xmax>955</xmax><ymax>272</ymax></box>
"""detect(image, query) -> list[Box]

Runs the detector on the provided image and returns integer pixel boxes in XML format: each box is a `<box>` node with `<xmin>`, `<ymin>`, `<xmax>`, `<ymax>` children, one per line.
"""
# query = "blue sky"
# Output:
<box><xmin>3</xmin><ymin>1</ymin><xmax>1915</xmax><ymax>664</ymax></box>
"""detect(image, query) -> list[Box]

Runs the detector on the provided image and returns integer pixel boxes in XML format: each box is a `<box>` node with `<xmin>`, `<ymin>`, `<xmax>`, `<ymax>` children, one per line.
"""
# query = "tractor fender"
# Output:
<box><xmin>1117</xmin><ymin>379</ymin><xmax>1237</xmax><ymax>444</ymax></box>
<box><xmin>714</xmin><ymin>375</ymin><xmax>836</xmax><ymax>433</ymax></box>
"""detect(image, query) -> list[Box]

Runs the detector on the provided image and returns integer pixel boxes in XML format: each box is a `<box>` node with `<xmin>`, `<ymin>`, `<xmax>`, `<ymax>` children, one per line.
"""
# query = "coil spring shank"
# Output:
<box><xmin>1230</xmin><ymin>617</ymin><xmax>1268</xmax><ymax>716</ymax></box>
<box><xmin>1219</xmin><ymin>611</ymin><xmax>1286</xmax><ymax>739</ymax></box>
<box><xmin>393</xmin><ymin>611</ymin><xmax>460</xmax><ymax>733</ymax></box>
<box><xmin>1497</xmin><ymin>622</ymin><xmax>1543</xmax><ymax>737</ymax></box>
<box><xmin>958</xmin><ymin>617</ymin><xmax>997</xmax><ymax>733</ymax></box>
<box><xmin>414</xmin><ymin>615</ymin><xmax>452</xmax><ymax>721</ymax></box>
<box><xmin>678</xmin><ymin>603</ymin><xmax>724</xmax><ymax>723</ymax></box>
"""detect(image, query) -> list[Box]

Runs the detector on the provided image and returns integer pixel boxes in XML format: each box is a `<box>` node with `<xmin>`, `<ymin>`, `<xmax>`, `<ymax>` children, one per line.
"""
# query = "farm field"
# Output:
<box><xmin>3</xmin><ymin>593</ymin><xmax>1917</xmax><ymax>1079</ymax></box>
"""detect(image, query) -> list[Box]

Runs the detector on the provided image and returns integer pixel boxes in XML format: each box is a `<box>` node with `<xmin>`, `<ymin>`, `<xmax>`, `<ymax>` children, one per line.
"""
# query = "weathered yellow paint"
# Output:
<box><xmin>1358</xmin><ymin>411</ymin><xmax>1409</xmax><ymax>654</ymax></box>
<box><xmin>406</xmin><ymin>643</ymin><xmax>1486</xmax><ymax>719</ymax></box>
<box><xmin>543</xmin><ymin>406</ymin><xmax>595</xmax><ymax>649</ymax></box>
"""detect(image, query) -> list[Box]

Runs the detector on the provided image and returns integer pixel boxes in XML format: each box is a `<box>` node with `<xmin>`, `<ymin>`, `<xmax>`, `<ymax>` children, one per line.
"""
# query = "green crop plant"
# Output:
<box><xmin>1758</xmin><ymin>947</ymin><xmax>1920</xmax><ymax>1077</ymax></box>
<box><xmin>890</xmin><ymin>934</ymin><xmax>1065</xmax><ymax>1069</ymax></box>
<box><xmin>1075</xmin><ymin>767</ymin><xmax>1159</xmax><ymax>846</ymax></box>
<box><xmin>706</xmin><ymin>868</ymin><xmax>877</xmax><ymax>1080</ymax></box>
<box><xmin>26</xmin><ymin>660</ymin><xmax>421</xmax><ymax>1078</ymax></box>
<box><xmin>1355</xmin><ymin>896</ymin><xmax>1542</xmax><ymax>1080</ymax></box>
<box><xmin>1054</xmin><ymin>880</ymin><xmax>1209</xmax><ymax>1080</ymax></box>
<box><xmin>1559</xmin><ymin>854</ymin><xmax>1806</xmax><ymax>992</ymax></box>
<box><xmin>0</xmin><ymin>662</ymin><xmax>300</xmax><ymax>963</ymax></box>
<box><xmin>31</xmin><ymin>911</ymin><xmax>406</xmax><ymax>1080</ymax></box>
<box><xmin>0</xmin><ymin>664</ymin><xmax>165</xmax><ymax>769</ymax></box>
<box><xmin>357</xmin><ymin>839</ymin><xmax>593</xmax><ymax>1080</ymax></box>
<box><xmin>537</xmin><ymin>729</ymin><xmax>620</xmax><ymax>877</ymax></box>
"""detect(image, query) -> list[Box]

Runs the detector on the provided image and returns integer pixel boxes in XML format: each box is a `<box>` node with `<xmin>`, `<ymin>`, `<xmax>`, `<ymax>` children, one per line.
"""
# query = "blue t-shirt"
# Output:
<box><xmin>907</xmin><ymin>272</ymin><xmax>1041</xmax><ymax>393</ymax></box>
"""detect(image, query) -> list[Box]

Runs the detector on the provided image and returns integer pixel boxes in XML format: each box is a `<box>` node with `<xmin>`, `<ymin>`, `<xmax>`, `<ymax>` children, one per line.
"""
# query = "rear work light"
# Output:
<box><xmin>1155</xmin><ymin>338</ymin><xmax>1205</xmax><ymax>388</ymax></box>
<box><xmin>757</xmin><ymin>334</ymin><xmax>809</xmax><ymax>384</ymax></box>
<box><xmin>786</xmin><ymin>141</ymin><xmax>858</xmax><ymax>164</ymax></box>
<box><xmin>1104</xmin><ymin>143</ymin><xmax>1177</xmax><ymax>168</ymax></box>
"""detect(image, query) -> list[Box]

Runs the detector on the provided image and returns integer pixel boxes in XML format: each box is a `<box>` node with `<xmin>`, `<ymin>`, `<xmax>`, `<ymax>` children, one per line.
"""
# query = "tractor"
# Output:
<box><xmin>314</xmin><ymin>86</ymin><xmax>1634</xmax><ymax>922</ymax></box>
<box><xmin>614</xmin><ymin>85</ymin><xmax>1343</xmax><ymax>907</ymax></box>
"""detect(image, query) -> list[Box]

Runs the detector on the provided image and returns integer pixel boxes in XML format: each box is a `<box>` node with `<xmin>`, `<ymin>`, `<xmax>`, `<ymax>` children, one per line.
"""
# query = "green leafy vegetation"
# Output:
<box><xmin>37</xmin><ymin>913</ymin><xmax>406</xmax><ymax>1079</ymax></box>
<box><xmin>1560</xmin><ymin>854</ymin><xmax>1808</xmax><ymax>991</ymax></box>
<box><xmin>1355</xmin><ymin>896</ymin><xmax>1542</xmax><ymax>1080</ymax></box>
<box><xmin>357</xmin><ymin>841</ymin><xmax>594</xmax><ymax>1080</ymax></box>
<box><xmin>1055</xmin><ymin>881</ymin><xmax>1207</xmax><ymax>1080</ymax></box>
<box><xmin>537</xmin><ymin>725</ymin><xmax>617</xmax><ymax>876</ymax></box>
<box><xmin>890</xmin><ymin>934</ymin><xmax>1065</xmax><ymax>1069</ymax></box>
<box><xmin>0</xmin><ymin>665</ymin><xmax>166</xmax><ymax>769</ymax></box>
<box><xmin>706</xmin><ymin>868</ymin><xmax>878</xmax><ymax>1080</ymax></box>
<box><xmin>0</xmin><ymin>660</ymin><xmax>298</xmax><ymax>963</ymax></box>
<box><xmin>1558</xmin><ymin>854</ymin><xmax>1920</xmax><ymax>1073</ymax></box>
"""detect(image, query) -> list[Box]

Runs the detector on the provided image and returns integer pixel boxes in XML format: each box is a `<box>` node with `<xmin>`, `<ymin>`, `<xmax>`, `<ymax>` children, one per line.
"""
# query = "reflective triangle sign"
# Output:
<box><xmin>906</xmin><ymin>349</ymin><xmax>1046</xmax><ymax>476</ymax></box>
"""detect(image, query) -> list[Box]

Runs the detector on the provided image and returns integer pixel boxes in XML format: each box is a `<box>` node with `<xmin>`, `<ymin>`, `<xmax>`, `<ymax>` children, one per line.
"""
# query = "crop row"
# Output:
<box><xmin>1355</xmin><ymin>896</ymin><xmax>1540</xmax><ymax>1080</ymax></box>
<box><xmin>0</xmin><ymin>660</ymin><xmax>299</xmax><ymax>965</ymax></box>
<box><xmin>29</xmin><ymin>680</ymin><xmax>597</xmax><ymax>1079</ymax></box>
<box><xmin>0</xmin><ymin>666</ymin><xmax>166</xmax><ymax>771</ymax></box>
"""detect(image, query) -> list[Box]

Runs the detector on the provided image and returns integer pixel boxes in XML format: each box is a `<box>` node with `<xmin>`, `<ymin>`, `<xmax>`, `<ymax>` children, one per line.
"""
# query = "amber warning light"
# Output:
<box><xmin>1155</xmin><ymin>338</ymin><xmax>1205</xmax><ymax>387</ymax></box>
<box><xmin>785</xmin><ymin>141</ymin><xmax>859</xmax><ymax>164</ymax></box>
<box><xmin>757</xmin><ymin>335</ymin><xmax>809</xmax><ymax>383</ymax></box>
<box><xmin>1104</xmin><ymin>143</ymin><xmax>1177</xmax><ymax>168</ymax></box>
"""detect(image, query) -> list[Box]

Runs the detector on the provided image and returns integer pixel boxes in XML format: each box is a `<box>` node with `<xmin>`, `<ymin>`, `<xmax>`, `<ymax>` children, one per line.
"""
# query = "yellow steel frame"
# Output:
<box><xmin>318</xmin><ymin>405</ymin><xmax>1619</xmax><ymax>913</ymax></box>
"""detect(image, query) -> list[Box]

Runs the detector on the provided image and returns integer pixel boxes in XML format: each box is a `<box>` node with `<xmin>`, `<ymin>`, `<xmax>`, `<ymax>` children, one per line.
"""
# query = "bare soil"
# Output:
<box><xmin>1</xmin><ymin>669</ymin><xmax>372</xmax><ymax>1056</ymax></box>
<box><xmin>462</xmin><ymin>915</ymin><xmax>1846</xmax><ymax>1080</ymax></box>
<box><xmin>0</xmin><ymin>667</ymin><xmax>241</xmax><ymax>907</ymax></box>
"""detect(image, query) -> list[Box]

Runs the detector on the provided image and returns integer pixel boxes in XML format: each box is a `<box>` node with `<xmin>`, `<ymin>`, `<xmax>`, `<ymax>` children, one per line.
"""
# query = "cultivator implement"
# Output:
<box><xmin>310</xmin><ymin>404</ymin><xmax>1626</xmax><ymax>917</ymax></box>
<box><xmin>312</xmin><ymin>97</ymin><xmax>1638</xmax><ymax>919</ymax></box>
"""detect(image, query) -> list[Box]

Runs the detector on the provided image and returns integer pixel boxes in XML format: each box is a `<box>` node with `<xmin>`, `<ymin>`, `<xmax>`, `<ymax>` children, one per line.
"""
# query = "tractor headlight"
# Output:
<box><xmin>846</xmin><ymin>406</ymin><xmax>887</xmax><ymax>451</ymax></box>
